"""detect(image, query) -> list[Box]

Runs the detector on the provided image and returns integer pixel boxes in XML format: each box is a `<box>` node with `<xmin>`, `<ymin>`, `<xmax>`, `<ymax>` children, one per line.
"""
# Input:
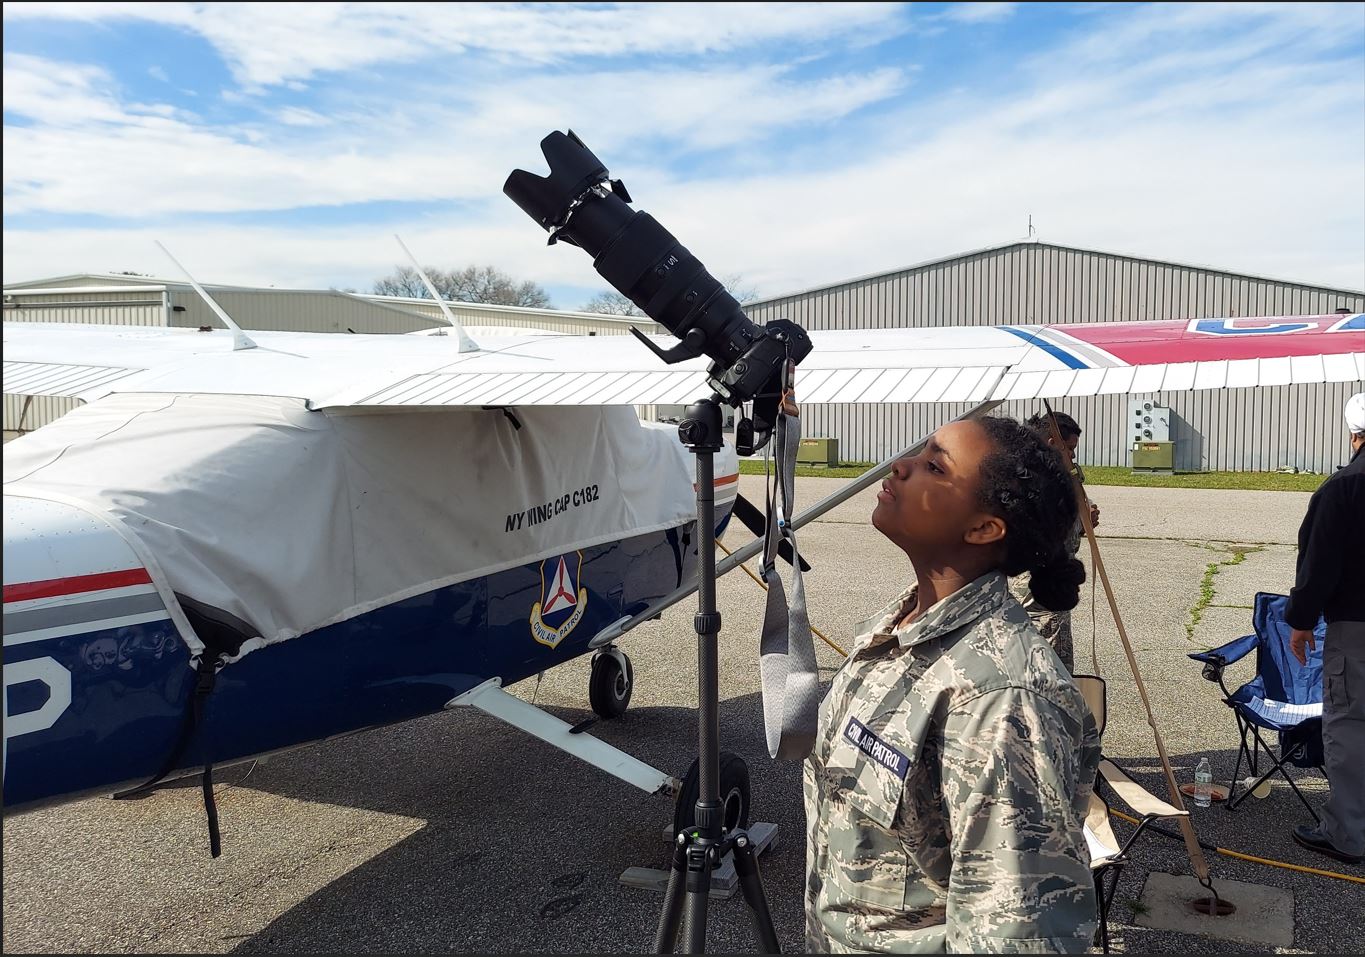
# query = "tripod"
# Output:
<box><xmin>654</xmin><ymin>394</ymin><xmax>781</xmax><ymax>955</ymax></box>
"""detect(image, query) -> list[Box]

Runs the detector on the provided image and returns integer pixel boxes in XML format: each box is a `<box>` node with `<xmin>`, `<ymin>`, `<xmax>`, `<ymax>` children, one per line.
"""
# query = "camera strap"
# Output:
<box><xmin>758</xmin><ymin>409</ymin><xmax>819</xmax><ymax>760</ymax></box>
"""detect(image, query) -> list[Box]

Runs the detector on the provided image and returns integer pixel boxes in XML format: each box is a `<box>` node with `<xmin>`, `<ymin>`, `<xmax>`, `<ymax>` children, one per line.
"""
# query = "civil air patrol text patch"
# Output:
<box><xmin>844</xmin><ymin>716</ymin><xmax>909</xmax><ymax>779</ymax></box>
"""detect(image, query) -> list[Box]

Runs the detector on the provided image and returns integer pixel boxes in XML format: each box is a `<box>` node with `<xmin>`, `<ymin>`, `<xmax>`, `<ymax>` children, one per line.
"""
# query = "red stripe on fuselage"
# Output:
<box><xmin>695</xmin><ymin>473</ymin><xmax>740</xmax><ymax>491</ymax></box>
<box><xmin>3</xmin><ymin>568</ymin><xmax>152</xmax><ymax>604</ymax></box>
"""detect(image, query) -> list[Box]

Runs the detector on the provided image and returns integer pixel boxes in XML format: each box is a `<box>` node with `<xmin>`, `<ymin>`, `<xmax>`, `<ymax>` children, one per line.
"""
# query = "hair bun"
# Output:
<box><xmin>1029</xmin><ymin>554</ymin><xmax>1086</xmax><ymax>612</ymax></box>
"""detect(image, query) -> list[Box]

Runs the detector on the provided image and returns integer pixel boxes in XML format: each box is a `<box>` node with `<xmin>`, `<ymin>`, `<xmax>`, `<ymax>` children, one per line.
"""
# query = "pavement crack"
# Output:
<box><xmin>1185</xmin><ymin>543</ymin><xmax>1264</xmax><ymax>641</ymax></box>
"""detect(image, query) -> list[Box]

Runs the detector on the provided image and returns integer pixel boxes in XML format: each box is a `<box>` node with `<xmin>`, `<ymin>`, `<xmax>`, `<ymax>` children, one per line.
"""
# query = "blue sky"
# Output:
<box><xmin>4</xmin><ymin>2</ymin><xmax>1363</xmax><ymax>309</ymax></box>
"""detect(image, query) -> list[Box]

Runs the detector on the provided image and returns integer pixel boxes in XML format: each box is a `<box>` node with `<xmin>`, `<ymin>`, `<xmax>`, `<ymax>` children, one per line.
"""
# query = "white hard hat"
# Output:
<box><xmin>1346</xmin><ymin>392</ymin><xmax>1365</xmax><ymax>434</ymax></box>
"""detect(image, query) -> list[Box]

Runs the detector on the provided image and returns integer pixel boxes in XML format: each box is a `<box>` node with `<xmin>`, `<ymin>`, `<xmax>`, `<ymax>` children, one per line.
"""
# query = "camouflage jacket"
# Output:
<box><xmin>803</xmin><ymin>571</ymin><xmax>1100</xmax><ymax>953</ymax></box>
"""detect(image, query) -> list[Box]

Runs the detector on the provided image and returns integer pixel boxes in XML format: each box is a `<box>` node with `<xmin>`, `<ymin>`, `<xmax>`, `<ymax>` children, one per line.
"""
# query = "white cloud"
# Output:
<box><xmin>2</xmin><ymin>54</ymin><xmax>908</xmax><ymax>216</ymax></box>
<box><xmin>3</xmin><ymin>2</ymin><xmax>1361</xmax><ymax>298</ymax></box>
<box><xmin>2</xmin><ymin>2</ymin><xmax>911</xmax><ymax>88</ymax></box>
<box><xmin>147</xmin><ymin>64</ymin><xmax>168</xmax><ymax>82</ymax></box>
<box><xmin>938</xmin><ymin>3</ymin><xmax>1017</xmax><ymax>25</ymax></box>
<box><xmin>274</xmin><ymin>106</ymin><xmax>331</xmax><ymax>127</ymax></box>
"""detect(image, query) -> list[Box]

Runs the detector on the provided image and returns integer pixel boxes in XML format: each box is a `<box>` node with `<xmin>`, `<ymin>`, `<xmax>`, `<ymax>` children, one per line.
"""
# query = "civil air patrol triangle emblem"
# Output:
<box><xmin>531</xmin><ymin>551</ymin><xmax>587</xmax><ymax>648</ymax></box>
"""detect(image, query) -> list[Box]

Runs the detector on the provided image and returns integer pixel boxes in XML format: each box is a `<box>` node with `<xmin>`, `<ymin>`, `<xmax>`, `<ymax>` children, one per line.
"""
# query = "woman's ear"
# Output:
<box><xmin>965</xmin><ymin>513</ymin><xmax>1006</xmax><ymax>546</ymax></box>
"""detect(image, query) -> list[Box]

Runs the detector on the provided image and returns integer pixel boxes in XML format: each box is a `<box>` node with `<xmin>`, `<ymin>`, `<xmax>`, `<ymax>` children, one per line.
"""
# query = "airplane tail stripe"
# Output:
<box><xmin>3</xmin><ymin>568</ymin><xmax>152</xmax><ymax>604</ymax></box>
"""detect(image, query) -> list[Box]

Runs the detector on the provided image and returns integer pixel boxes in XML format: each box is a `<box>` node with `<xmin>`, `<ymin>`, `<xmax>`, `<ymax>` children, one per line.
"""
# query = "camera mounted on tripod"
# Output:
<box><xmin>504</xmin><ymin>130</ymin><xmax>812</xmax><ymax>455</ymax></box>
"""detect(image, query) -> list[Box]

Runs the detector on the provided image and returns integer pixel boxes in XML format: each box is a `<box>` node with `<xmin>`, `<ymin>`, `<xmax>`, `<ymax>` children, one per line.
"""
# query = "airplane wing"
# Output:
<box><xmin>4</xmin><ymin>315</ymin><xmax>1361</xmax><ymax>409</ymax></box>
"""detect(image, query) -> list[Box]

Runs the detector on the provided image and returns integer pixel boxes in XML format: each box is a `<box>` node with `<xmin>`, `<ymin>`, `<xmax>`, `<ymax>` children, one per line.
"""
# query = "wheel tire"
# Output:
<box><xmin>672</xmin><ymin>752</ymin><xmax>751</xmax><ymax>836</ymax></box>
<box><xmin>589</xmin><ymin>651</ymin><xmax>633</xmax><ymax>719</ymax></box>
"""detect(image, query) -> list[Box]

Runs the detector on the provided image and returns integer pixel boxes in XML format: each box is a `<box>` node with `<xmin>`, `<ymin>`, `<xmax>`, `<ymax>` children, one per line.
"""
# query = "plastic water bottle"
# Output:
<box><xmin>1194</xmin><ymin>758</ymin><xmax>1212</xmax><ymax>808</ymax></box>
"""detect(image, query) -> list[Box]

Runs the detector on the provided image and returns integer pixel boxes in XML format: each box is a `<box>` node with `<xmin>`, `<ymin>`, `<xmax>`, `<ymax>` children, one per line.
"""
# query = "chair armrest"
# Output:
<box><xmin>1189</xmin><ymin>631</ymin><xmax>1258</xmax><ymax>681</ymax></box>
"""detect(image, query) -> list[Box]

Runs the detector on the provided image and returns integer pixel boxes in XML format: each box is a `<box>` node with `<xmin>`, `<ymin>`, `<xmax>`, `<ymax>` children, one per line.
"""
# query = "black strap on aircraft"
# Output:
<box><xmin>111</xmin><ymin>595</ymin><xmax>255</xmax><ymax>858</ymax></box>
<box><xmin>112</xmin><ymin>652</ymin><xmax>225</xmax><ymax>857</ymax></box>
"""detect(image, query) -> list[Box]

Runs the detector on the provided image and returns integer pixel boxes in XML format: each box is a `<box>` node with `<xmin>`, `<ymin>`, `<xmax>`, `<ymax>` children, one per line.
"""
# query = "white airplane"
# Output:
<box><xmin>2</xmin><ymin>307</ymin><xmax>1361</xmax><ymax>857</ymax></box>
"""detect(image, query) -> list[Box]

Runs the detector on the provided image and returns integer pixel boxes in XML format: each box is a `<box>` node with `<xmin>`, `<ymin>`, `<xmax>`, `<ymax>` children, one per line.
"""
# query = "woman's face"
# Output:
<box><xmin>872</xmin><ymin>419</ymin><xmax>1005</xmax><ymax>556</ymax></box>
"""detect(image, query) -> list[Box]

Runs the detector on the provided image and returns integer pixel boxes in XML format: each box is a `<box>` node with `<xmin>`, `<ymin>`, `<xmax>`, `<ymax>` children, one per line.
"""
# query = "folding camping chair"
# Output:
<box><xmin>1074</xmin><ymin>675</ymin><xmax>1190</xmax><ymax>954</ymax></box>
<box><xmin>1188</xmin><ymin>592</ymin><xmax>1326</xmax><ymax>818</ymax></box>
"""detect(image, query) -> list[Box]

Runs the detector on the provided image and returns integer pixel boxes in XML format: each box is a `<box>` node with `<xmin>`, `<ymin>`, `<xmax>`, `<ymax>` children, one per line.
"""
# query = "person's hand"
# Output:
<box><xmin>1290</xmin><ymin>627</ymin><xmax>1316</xmax><ymax>666</ymax></box>
<box><xmin>1089</xmin><ymin>502</ymin><xmax>1100</xmax><ymax>528</ymax></box>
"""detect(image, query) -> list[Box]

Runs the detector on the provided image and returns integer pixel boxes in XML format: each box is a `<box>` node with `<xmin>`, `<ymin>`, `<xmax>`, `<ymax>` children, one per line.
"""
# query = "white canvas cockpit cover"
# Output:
<box><xmin>3</xmin><ymin>394</ymin><xmax>712</xmax><ymax>655</ymax></box>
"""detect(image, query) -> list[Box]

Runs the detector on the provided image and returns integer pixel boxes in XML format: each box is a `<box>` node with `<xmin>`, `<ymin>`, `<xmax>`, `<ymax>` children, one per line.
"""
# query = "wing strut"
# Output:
<box><xmin>447</xmin><ymin>678</ymin><xmax>677</xmax><ymax>796</ymax></box>
<box><xmin>393</xmin><ymin>235</ymin><xmax>480</xmax><ymax>353</ymax></box>
<box><xmin>154</xmin><ymin>241</ymin><xmax>257</xmax><ymax>352</ymax></box>
<box><xmin>589</xmin><ymin>398</ymin><xmax>1004</xmax><ymax>648</ymax></box>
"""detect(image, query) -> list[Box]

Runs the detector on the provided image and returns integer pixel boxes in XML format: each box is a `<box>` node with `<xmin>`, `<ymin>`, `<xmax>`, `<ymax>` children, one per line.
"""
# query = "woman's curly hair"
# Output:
<box><xmin>976</xmin><ymin>416</ymin><xmax>1087</xmax><ymax>611</ymax></box>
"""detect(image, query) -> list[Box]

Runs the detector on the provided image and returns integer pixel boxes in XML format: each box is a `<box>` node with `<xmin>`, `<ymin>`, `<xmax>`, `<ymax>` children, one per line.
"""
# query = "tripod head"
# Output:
<box><xmin>678</xmin><ymin>396</ymin><xmax>725</xmax><ymax>454</ymax></box>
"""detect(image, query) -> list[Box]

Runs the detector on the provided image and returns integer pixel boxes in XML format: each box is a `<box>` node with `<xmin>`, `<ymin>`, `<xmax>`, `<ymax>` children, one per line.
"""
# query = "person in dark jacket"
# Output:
<box><xmin>1287</xmin><ymin>391</ymin><xmax>1365</xmax><ymax>865</ymax></box>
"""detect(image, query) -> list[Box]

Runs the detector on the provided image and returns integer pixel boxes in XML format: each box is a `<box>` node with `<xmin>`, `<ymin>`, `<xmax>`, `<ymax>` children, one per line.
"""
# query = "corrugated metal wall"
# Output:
<box><xmin>3</xmin><ymin>288</ymin><xmax>165</xmax><ymax>326</ymax></box>
<box><xmin>799</xmin><ymin>383</ymin><xmax>1360</xmax><ymax>474</ymax></box>
<box><xmin>745</xmin><ymin>242</ymin><xmax>1365</xmax><ymax>473</ymax></box>
<box><xmin>366</xmin><ymin>297</ymin><xmax>663</xmax><ymax>336</ymax></box>
<box><xmin>2</xmin><ymin>394</ymin><xmax>82</xmax><ymax>441</ymax></box>
<box><xmin>164</xmin><ymin>289</ymin><xmax>441</xmax><ymax>335</ymax></box>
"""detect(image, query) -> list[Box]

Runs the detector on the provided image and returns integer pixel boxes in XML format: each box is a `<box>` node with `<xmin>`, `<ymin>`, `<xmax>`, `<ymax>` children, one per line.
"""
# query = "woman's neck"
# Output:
<box><xmin>901</xmin><ymin>559</ymin><xmax>993</xmax><ymax>626</ymax></box>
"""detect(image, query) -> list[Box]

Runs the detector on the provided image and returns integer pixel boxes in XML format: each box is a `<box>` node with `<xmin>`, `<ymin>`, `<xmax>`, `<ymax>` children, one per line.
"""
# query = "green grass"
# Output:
<box><xmin>1078</xmin><ymin>465</ymin><xmax>1325</xmax><ymax>492</ymax></box>
<box><xmin>737</xmin><ymin>460</ymin><xmax>1327</xmax><ymax>491</ymax></box>
<box><xmin>1185</xmin><ymin>544</ymin><xmax>1263</xmax><ymax>640</ymax></box>
<box><xmin>737</xmin><ymin>461</ymin><xmax>878</xmax><ymax>479</ymax></box>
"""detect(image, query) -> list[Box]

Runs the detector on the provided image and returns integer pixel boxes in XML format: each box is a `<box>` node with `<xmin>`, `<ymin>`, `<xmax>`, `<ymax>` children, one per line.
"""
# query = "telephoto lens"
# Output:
<box><xmin>505</xmin><ymin>131</ymin><xmax>767</xmax><ymax>370</ymax></box>
<box><xmin>504</xmin><ymin>130</ymin><xmax>811</xmax><ymax>414</ymax></box>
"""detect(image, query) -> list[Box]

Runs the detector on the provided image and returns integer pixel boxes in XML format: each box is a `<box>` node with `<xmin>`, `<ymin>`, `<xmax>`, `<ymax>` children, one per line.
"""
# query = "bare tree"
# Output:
<box><xmin>373</xmin><ymin>264</ymin><xmax>551</xmax><ymax>308</ymax></box>
<box><xmin>372</xmin><ymin>265</ymin><xmax>430</xmax><ymax>299</ymax></box>
<box><xmin>582</xmin><ymin>290</ymin><xmax>643</xmax><ymax>316</ymax></box>
<box><xmin>580</xmin><ymin>273</ymin><xmax>759</xmax><ymax>315</ymax></box>
<box><xmin>722</xmin><ymin>273</ymin><xmax>761</xmax><ymax>306</ymax></box>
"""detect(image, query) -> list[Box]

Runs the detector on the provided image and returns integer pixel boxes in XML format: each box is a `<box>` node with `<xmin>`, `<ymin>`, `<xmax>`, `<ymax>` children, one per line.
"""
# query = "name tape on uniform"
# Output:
<box><xmin>844</xmin><ymin>716</ymin><xmax>909</xmax><ymax>780</ymax></box>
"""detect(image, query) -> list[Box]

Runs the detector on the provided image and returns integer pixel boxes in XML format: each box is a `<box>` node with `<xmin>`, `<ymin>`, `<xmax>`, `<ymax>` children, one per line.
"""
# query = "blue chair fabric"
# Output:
<box><xmin>1188</xmin><ymin>592</ymin><xmax>1326</xmax><ymax>814</ymax></box>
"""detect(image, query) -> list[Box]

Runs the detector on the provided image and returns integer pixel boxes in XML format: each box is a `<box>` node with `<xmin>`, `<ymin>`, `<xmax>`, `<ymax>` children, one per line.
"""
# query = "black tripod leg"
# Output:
<box><xmin>732</xmin><ymin>833</ymin><xmax>781</xmax><ymax>954</ymax></box>
<box><xmin>655</xmin><ymin>837</ymin><xmax>689</xmax><ymax>954</ymax></box>
<box><xmin>681</xmin><ymin>845</ymin><xmax>715</xmax><ymax>954</ymax></box>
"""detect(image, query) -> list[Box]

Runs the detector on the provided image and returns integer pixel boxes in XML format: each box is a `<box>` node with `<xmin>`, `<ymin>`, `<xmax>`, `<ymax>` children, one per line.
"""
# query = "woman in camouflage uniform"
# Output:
<box><xmin>805</xmin><ymin>416</ymin><xmax>1100</xmax><ymax>954</ymax></box>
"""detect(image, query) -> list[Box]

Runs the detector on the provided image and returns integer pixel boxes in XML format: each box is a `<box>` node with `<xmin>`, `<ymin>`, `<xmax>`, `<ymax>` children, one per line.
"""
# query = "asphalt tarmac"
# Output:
<box><xmin>5</xmin><ymin>479</ymin><xmax>1360</xmax><ymax>953</ymax></box>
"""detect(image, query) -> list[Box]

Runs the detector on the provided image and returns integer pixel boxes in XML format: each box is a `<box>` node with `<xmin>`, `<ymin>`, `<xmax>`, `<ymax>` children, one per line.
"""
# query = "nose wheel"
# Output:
<box><xmin>589</xmin><ymin>647</ymin><xmax>633</xmax><ymax>719</ymax></box>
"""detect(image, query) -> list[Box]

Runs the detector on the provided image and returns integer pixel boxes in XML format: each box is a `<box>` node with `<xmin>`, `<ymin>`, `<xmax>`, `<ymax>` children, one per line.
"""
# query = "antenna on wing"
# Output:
<box><xmin>393</xmin><ymin>235</ymin><xmax>479</xmax><ymax>353</ymax></box>
<box><xmin>154</xmin><ymin>241</ymin><xmax>257</xmax><ymax>351</ymax></box>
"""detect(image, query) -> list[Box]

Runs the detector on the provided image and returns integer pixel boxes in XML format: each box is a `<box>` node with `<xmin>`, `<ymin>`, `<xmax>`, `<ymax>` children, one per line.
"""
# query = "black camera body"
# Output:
<box><xmin>505</xmin><ymin>130</ymin><xmax>811</xmax><ymax>453</ymax></box>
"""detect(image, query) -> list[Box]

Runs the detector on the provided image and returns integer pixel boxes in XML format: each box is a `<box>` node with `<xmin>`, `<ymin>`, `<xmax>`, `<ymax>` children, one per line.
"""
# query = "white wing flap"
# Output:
<box><xmin>1097</xmin><ymin>366</ymin><xmax>1137</xmax><ymax>395</ymax></box>
<box><xmin>4</xmin><ymin>316</ymin><xmax>1360</xmax><ymax>410</ymax></box>
<box><xmin>2</xmin><ymin>360</ymin><xmax>143</xmax><ymax>398</ymax></box>
<box><xmin>1322</xmin><ymin>353</ymin><xmax>1359</xmax><ymax>383</ymax></box>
